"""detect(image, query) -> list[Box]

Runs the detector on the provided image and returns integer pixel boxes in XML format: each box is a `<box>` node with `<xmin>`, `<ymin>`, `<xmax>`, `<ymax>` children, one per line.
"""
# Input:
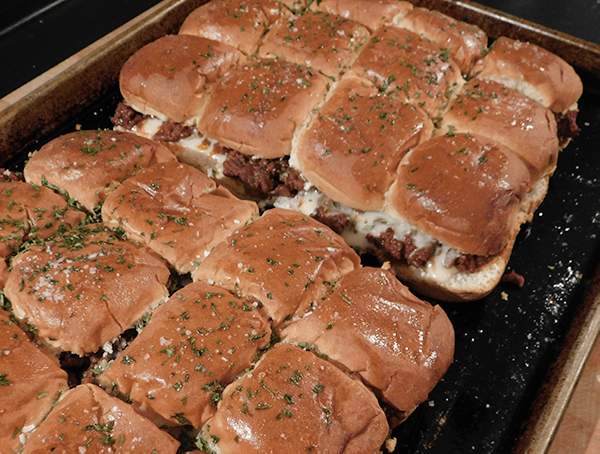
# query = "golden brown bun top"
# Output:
<box><xmin>281</xmin><ymin>266</ymin><xmax>454</xmax><ymax>412</ymax></box>
<box><xmin>22</xmin><ymin>384</ymin><xmax>180</xmax><ymax>454</ymax></box>
<box><xmin>388</xmin><ymin>133</ymin><xmax>531</xmax><ymax>256</ymax></box>
<box><xmin>120</xmin><ymin>34</ymin><xmax>247</xmax><ymax>124</ymax></box>
<box><xmin>100</xmin><ymin>281</ymin><xmax>271</xmax><ymax>429</ymax></box>
<box><xmin>293</xmin><ymin>76</ymin><xmax>433</xmax><ymax>211</ymax></box>
<box><xmin>198</xmin><ymin>58</ymin><xmax>329</xmax><ymax>158</ymax></box>
<box><xmin>315</xmin><ymin>0</ymin><xmax>413</xmax><ymax>31</ymax></box>
<box><xmin>179</xmin><ymin>0</ymin><xmax>284</xmax><ymax>55</ymax></box>
<box><xmin>259</xmin><ymin>11</ymin><xmax>370</xmax><ymax>80</ymax></box>
<box><xmin>0</xmin><ymin>310</ymin><xmax>68</xmax><ymax>452</ymax></box>
<box><xmin>24</xmin><ymin>129</ymin><xmax>177</xmax><ymax>212</ymax></box>
<box><xmin>203</xmin><ymin>343</ymin><xmax>389</xmax><ymax>453</ymax></box>
<box><xmin>193</xmin><ymin>207</ymin><xmax>361</xmax><ymax>327</ymax></box>
<box><xmin>0</xmin><ymin>181</ymin><xmax>85</xmax><ymax>258</ymax></box>
<box><xmin>5</xmin><ymin>223</ymin><xmax>170</xmax><ymax>356</ymax></box>
<box><xmin>440</xmin><ymin>78</ymin><xmax>559</xmax><ymax>181</ymax></box>
<box><xmin>101</xmin><ymin>161</ymin><xmax>258</xmax><ymax>274</ymax></box>
<box><xmin>348</xmin><ymin>27</ymin><xmax>464</xmax><ymax>117</ymax></box>
<box><xmin>396</xmin><ymin>7</ymin><xmax>488</xmax><ymax>75</ymax></box>
<box><xmin>473</xmin><ymin>36</ymin><xmax>583</xmax><ymax>112</ymax></box>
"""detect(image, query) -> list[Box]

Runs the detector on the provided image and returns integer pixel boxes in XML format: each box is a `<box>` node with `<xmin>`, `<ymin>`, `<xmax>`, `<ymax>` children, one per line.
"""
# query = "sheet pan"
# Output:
<box><xmin>1</xmin><ymin>1</ymin><xmax>599</xmax><ymax>452</ymax></box>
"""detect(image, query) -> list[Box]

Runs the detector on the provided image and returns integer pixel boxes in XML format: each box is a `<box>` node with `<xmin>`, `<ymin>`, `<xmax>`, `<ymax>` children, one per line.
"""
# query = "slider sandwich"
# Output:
<box><xmin>0</xmin><ymin>180</ymin><xmax>85</xmax><ymax>287</ymax></box>
<box><xmin>22</xmin><ymin>384</ymin><xmax>180</xmax><ymax>453</ymax></box>
<box><xmin>110</xmin><ymin>0</ymin><xmax>582</xmax><ymax>301</ymax></box>
<box><xmin>179</xmin><ymin>0</ymin><xmax>288</xmax><ymax>56</ymax></box>
<box><xmin>313</xmin><ymin>0</ymin><xmax>414</xmax><ymax>32</ymax></box>
<box><xmin>118</xmin><ymin>35</ymin><xmax>246</xmax><ymax>128</ymax></box>
<box><xmin>198</xmin><ymin>343</ymin><xmax>390</xmax><ymax>453</ymax></box>
<box><xmin>311</xmin><ymin>0</ymin><xmax>413</xmax><ymax>31</ymax></box>
<box><xmin>346</xmin><ymin>26</ymin><xmax>465</xmax><ymax>118</ymax></box>
<box><xmin>99</xmin><ymin>281</ymin><xmax>272</xmax><ymax>428</ymax></box>
<box><xmin>101</xmin><ymin>160</ymin><xmax>259</xmax><ymax>274</ymax></box>
<box><xmin>280</xmin><ymin>266</ymin><xmax>454</xmax><ymax>419</ymax></box>
<box><xmin>0</xmin><ymin>310</ymin><xmax>68</xmax><ymax>452</ymax></box>
<box><xmin>113</xmin><ymin>35</ymin><xmax>329</xmax><ymax>198</ymax></box>
<box><xmin>4</xmin><ymin>223</ymin><xmax>170</xmax><ymax>356</ymax></box>
<box><xmin>258</xmin><ymin>10</ymin><xmax>370</xmax><ymax>80</ymax></box>
<box><xmin>192</xmin><ymin>208</ymin><xmax>361</xmax><ymax>328</ymax></box>
<box><xmin>395</xmin><ymin>6</ymin><xmax>488</xmax><ymax>76</ymax></box>
<box><xmin>472</xmin><ymin>36</ymin><xmax>583</xmax><ymax>148</ymax></box>
<box><xmin>440</xmin><ymin>78</ymin><xmax>559</xmax><ymax>183</ymax></box>
<box><xmin>290</xmin><ymin>76</ymin><xmax>434</xmax><ymax>212</ymax></box>
<box><xmin>24</xmin><ymin>129</ymin><xmax>177</xmax><ymax>212</ymax></box>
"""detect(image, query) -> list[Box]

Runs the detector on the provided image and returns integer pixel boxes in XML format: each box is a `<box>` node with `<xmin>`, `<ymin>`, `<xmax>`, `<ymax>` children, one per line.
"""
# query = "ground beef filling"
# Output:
<box><xmin>111</xmin><ymin>102</ymin><xmax>194</xmax><ymax>142</ymax></box>
<box><xmin>555</xmin><ymin>109</ymin><xmax>579</xmax><ymax>147</ymax></box>
<box><xmin>0</xmin><ymin>169</ymin><xmax>24</xmax><ymax>183</ymax></box>
<box><xmin>367</xmin><ymin>227</ymin><xmax>492</xmax><ymax>272</ymax></box>
<box><xmin>501</xmin><ymin>269</ymin><xmax>525</xmax><ymax>288</ymax></box>
<box><xmin>221</xmin><ymin>149</ymin><xmax>305</xmax><ymax>197</ymax></box>
<box><xmin>313</xmin><ymin>207</ymin><xmax>351</xmax><ymax>235</ymax></box>
<box><xmin>111</xmin><ymin>101</ymin><xmax>145</xmax><ymax>130</ymax></box>
<box><xmin>152</xmin><ymin>119</ymin><xmax>194</xmax><ymax>142</ymax></box>
<box><xmin>367</xmin><ymin>228</ymin><xmax>434</xmax><ymax>268</ymax></box>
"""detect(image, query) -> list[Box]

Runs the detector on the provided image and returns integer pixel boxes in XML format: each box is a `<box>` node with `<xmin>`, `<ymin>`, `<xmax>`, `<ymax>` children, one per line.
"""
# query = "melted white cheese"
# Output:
<box><xmin>274</xmin><ymin>189</ymin><xmax>461</xmax><ymax>283</ymax></box>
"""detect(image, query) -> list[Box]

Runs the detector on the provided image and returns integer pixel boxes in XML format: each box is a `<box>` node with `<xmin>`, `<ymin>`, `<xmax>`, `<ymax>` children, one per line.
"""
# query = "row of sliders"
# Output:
<box><xmin>1</xmin><ymin>130</ymin><xmax>453</xmax><ymax>452</ymax></box>
<box><xmin>112</xmin><ymin>0</ymin><xmax>583</xmax><ymax>301</ymax></box>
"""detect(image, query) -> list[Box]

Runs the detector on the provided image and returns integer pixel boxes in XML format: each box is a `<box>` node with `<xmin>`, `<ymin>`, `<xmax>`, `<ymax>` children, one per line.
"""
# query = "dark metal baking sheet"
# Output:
<box><xmin>1</xmin><ymin>1</ymin><xmax>600</xmax><ymax>453</ymax></box>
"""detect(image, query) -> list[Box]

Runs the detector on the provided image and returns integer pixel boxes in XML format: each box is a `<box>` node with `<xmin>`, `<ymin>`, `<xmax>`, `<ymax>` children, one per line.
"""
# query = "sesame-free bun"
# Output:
<box><xmin>99</xmin><ymin>281</ymin><xmax>271</xmax><ymax>428</ymax></box>
<box><xmin>292</xmin><ymin>76</ymin><xmax>433</xmax><ymax>211</ymax></box>
<box><xmin>200</xmin><ymin>343</ymin><xmax>389</xmax><ymax>453</ymax></box>
<box><xmin>348</xmin><ymin>27</ymin><xmax>464</xmax><ymax>117</ymax></box>
<box><xmin>22</xmin><ymin>384</ymin><xmax>180</xmax><ymax>453</ymax></box>
<box><xmin>120</xmin><ymin>34</ymin><xmax>246</xmax><ymax>125</ymax></box>
<box><xmin>5</xmin><ymin>224</ymin><xmax>170</xmax><ymax>356</ymax></box>
<box><xmin>0</xmin><ymin>310</ymin><xmax>69</xmax><ymax>452</ymax></box>
<box><xmin>179</xmin><ymin>0</ymin><xmax>283</xmax><ymax>55</ymax></box>
<box><xmin>198</xmin><ymin>58</ymin><xmax>329</xmax><ymax>159</ymax></box>
<box><xmin>281</xmin><ymin>267</ymin><xmax>454</xmax><ymax>414</ymax></box>
<box><xmin>24</xmin><ymin>129</ymin><xmax>177</xmax><ymax>212</ymax></box>
<box><xmin>395</xmin><ymin>7</ymin><xmax>488</xmax><ymax>75</ymax></box>
<box><xmin>192</xmin><ymin>208</ymin><xmax>361</xmax><ymax>328</ymax></box>
<box><xmin>0</xmin><ymin>181</ymin><xmax>85</xmax><ymax>258</ymax></box>
<box><xmin>259</xmin><ymin>11</ymin><xmax>370</xmax><ymax>80</ymax></box>
<box><xmin>314</xmin><ymin>0</ymin><xmax>413</xmax><ymax>31</ymax></box>
<box><xmin>473</xmin><ymin>36</ymin><xmax>583</xmax><ymax>113</ymax></box>
<box><xmin>102</xmin><ymin>161</ymin><xmax>259</xmax><ymax>274</ymax></box>
<box><xmin>387</xmin><ymin>133</ymin><xmax>531</xmax><ymax>257</ymax></box>
<box><xmin>440</xmin><ymin>79</ymin><xmax>559</xmax><ymax>181</ymax></box>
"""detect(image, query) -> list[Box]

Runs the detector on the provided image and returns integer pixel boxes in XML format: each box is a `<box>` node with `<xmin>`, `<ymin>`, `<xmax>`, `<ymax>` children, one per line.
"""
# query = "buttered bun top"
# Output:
<box><xmin>22</xmin><ymin>384</ymin><xmax>180</xmax><ymax>453</ymax></box>
<box><xmin>193</xmin><ymin>207</ymin><xmax>361</xmax><ymax>327</ymax></box>
<box><xmin>314</xmin><ymin>0</ymin><xmax>413</xmax><ymax>31</ymax></box>
<box><xmin>179</xmin><ymin>0</ymin><xmax>285</xmax><ymax>55</ymax></box>
<box><xmin>396</xmin><ymin>7</ymin><xmax>488</xmax><ymax>75</ymax></box>
<box><xmin>388</xmin><ymin>133</ymin><xmax>531</xmax><ymax>257</ymax></box>
<box><xmin>281</xmin><ymin>266</ymin><xmax>454</xmax><ymax>414</ymax></box>
<box><xmin>474</xmin><ymin>36</ymin><xmax>583</xmax><ymax>113</ymax></box>
<box><xmin>440</xmin><ymin>78</ymin><xmax>559</xmax><ymax>181</ymax></box>
<box><xmin>5</xmin><ymin>224</ymin><xmax>171</xmax><ymax>356</ymax></box>
<box><xmin>198</xmin><ymin>58</ymin><xmax>329</xmax><ymax>159</ymax></box>
<box><xmin>200</xmin><ymin>343</ymin><xmax>390</xmax><ymax>453</ymax></box>
<box><xmin>293</xmin><ymin>76</ymin><xmax>433</xmax><ymax>211</ymax></box>
<box><xmin>120</xmin><ymin>34</ymin><xmax>247</xmax><ymax>125</ymax></box>
<box><xmin>24</xmin><ymin>129</ymin><xmax>177</xmax><ymax>212</ymax></box>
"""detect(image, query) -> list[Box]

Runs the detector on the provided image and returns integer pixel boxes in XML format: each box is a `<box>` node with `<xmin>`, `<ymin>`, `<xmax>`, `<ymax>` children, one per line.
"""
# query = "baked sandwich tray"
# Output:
<box><xmin>0</xmin><ymin>0</ymin><xmax>600</xmax><ymax>453</ymax></box>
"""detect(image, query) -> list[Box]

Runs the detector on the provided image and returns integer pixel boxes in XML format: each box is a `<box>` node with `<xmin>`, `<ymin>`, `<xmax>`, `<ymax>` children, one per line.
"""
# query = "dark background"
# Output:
<box><xmin>1</xmin><ymin>0</ymin><xmax>599</xmax><ymax>98</ymax></box>
<box><xmin>1</xmin><ymin>1</ymin><xmax>599</xmax><ymax>453</ymax></box>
